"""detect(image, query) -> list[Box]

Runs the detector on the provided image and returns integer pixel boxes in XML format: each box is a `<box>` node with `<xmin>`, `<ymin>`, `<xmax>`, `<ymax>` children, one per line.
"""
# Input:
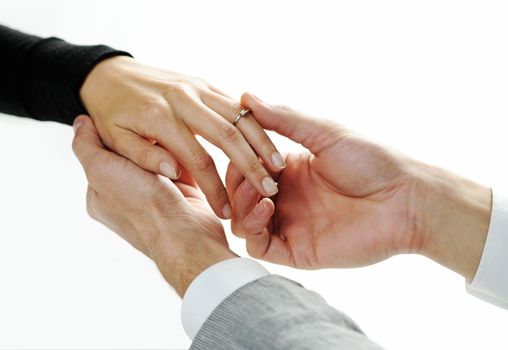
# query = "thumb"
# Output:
<box><xmin>240</xmin><ymin>92</ymin><xmax>344</xmax><ymax>153</ymax></box>
<box><xmin>72</xmin><ymin>114</ymin><xmax>106</xmax><ymax>169</ymax></box>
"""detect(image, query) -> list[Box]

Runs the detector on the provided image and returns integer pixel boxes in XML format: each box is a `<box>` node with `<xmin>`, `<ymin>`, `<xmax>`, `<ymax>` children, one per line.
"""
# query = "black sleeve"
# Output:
<box><xmin>0</xmin><ymin>24</ymin><xmax>132</xmax><ymax>125</ymax></box>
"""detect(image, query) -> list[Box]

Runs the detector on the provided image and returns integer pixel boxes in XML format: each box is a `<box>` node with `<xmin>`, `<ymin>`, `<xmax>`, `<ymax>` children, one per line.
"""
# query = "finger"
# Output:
<box><xmin>224</xmin><ymin>161</ymin><xmax>292</xmax><ymax>265</ymax></box>
<box><xmin>241</xmin><ymin>92</ymin><xmax>348</xmax><ymax>155</ymax></box>
<box><xmin>226</xmin><ymin>160</ymin><xmax>284</xmax><ymax>200</ymax></box>
<box><xmin>225</xmin><ymin>161</ymin><xmax>244</xmax><ymax>200</ymax></box>
<box><xmin>178</xmin><ymin>167</ymin><xmax>198</xmax><ymax>188</ymax></box>
<box><xmin>230</xmin><ymin>178</ymin><xmax>261</xmax><ymax>237</ymax></box>
<box><xmin>181</xmin><ymin>100</ymin><xmax>278</xmax><ymax>197</ymax></box>
<box><xmin>154</xmin><ymin>121</ymin><xmax>231</xmax><ymax>219</ymax></box>
<box><xmin>201</xmin><ymin>92</ymin><xmax>285</xmax><ymax>172</ymax></box>
<box><xmin>72</xmin><ymin>115</ymin><xmax>107</xmax><ymax>169</ymax></box>
<box><xmin>245</xmin><ymin>228</ymin><xmax>293</xmax><ymax>266</ymax></box>
<box><xmin>174</xmin><ymin>181</ymin><xmax>203</xmax><ymax>201</ymax></box>
<box><xmin>112</xmin><ymin>129</ymin><xmax>181</xmax><ymax>180</ymax></box>
<box><xmin>174</xmin><ymin>168</ymin><xmax>203</xmax><ymax>200</ymax></box>
<box><xmin>241</xmin><ymin>197</ymin><xmax>275</xmax><ymax>235</ymax></box>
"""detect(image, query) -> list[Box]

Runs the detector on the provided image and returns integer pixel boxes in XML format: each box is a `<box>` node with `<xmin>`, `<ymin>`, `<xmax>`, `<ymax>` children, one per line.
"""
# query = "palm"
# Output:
<box><xmin>270</xmin><ymin>135</ymin><xmax>415</xmax><ymax>269</ymax></box>
<box><xmin>174</xmin><ymin>171</ymin><xmax>227</xmax><ymax>246</ymax></box>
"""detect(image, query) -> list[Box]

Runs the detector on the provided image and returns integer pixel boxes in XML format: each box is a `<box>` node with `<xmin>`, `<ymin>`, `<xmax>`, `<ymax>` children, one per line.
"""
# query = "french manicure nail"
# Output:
<box><xmin>160</xmin><ymin>162</ymin><xmax>177</xmax><ymax>180</ymax></box>
<box><xmin>262</xmin><ymin>176</ymin><xmax>278</xmax><ymax>195</ymax></box>
<box><xmin>222</xmin><ymin>203</ymin><xmax>232</xmax><ymax>219</ymax></box>
<box><xmin>271</xmin><ymin>152</ymin><xmax>286</xmax><ymax>169</ymax></box>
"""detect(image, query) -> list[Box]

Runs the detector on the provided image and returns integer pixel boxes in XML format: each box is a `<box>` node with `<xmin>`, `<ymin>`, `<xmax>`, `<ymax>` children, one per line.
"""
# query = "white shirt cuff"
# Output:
<box><xmin>467</xmin><ymin>190</ymin><xmax>508</xmax><ymax>309</ymax></box>
<box><xmin>181</xmin><ymin>257</ymin><xmax>270</xmax><ymax>339</ymax></box>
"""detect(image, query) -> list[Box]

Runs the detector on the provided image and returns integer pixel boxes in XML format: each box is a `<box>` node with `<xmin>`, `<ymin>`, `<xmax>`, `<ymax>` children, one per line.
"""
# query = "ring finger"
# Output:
<box><xmin>179</xmin><ymin>100</ymin><xmax>279</xmax><ymax>198</ymax></box>
<box><xmin>201</xmin><ymin>92</ymin><xmax>286</xmax><ymax>172</ymax></box>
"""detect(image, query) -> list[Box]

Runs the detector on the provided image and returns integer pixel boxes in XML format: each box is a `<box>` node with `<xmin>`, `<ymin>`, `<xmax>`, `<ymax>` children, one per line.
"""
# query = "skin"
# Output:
<box><xmin>80</xmin><ymin>56</ymin><xmax>284</xmax><ymax>220</ymax></box>
<box><xmin>72</xmin><ymin>91</ymin><xmax>492</xmax><ymax>296</ymax></box>
<box><xmin>227</xmin><ymin>93</ymin><xmax>492</xmax><ymax>281</ymax></box>
<box><xmin>72</xmin><ymin>115</ymin><xmax>236</xmax><ymax>297</ymax></box>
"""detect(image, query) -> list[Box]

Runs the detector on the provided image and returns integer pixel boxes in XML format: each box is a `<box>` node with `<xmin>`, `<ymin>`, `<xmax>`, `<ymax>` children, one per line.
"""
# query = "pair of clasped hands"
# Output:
<box><xmin>73</xmin><ymin>56</ymin><xmax>491</xmax><ymax>296</ymax></box>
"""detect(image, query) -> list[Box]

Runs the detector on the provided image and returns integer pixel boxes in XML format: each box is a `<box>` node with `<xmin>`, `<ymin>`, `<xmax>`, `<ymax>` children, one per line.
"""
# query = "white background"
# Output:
<box><xmin>1</xmin><ymin>0</ymin><xmax>507</xmax><ymax>349</ymax></box>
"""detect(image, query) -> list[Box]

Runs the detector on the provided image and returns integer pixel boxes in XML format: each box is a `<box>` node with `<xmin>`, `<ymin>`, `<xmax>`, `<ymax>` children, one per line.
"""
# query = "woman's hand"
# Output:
<box><xmin>80</xmin><ymin>56</ymin><xmax>284</xmax><ymax>219</ymax></box>
<box><xmin>226</xmin><ymin>94</ymin><xmax>491</xmax><ymax>279</ymax></box>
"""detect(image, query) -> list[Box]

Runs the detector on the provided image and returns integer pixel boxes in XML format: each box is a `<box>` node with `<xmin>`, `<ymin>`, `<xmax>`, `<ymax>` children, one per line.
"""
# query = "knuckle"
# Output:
<box><xmin>244</xmin><ymin>218</ymin><xmax>262</xmax><ymax>234</ymax></box>
<box><xmin>163</xmin><ymin>83</ymin><xmax>188</xmax><ymax>99</ymax></box>
<box><xmin>247</xmin><ymin>160</ymin><xmax>265</xmax><ymax>174</ymax></box>
<box><xmin>192</xmin><ymin>152</ymin><xmax>215</xmax><ymax>171</ymax></box>
<box><xmin>139</xmin><ymin>97</ymin><xmax>168</xmax><ymax>119</ymax></box>
<box><xmin>208</xmin><ymin>182</ymin><xmax>225</xmax><ymax>198</ymax></box>
<box><xmin>219</xmin><ymin>122</ymin><xmax>242</xmax><ymax>142</ymax></box>
<box><xmin>163</xmin><ymin>83</ymin><xmax>200</xmax><ymax>107</ymax></box>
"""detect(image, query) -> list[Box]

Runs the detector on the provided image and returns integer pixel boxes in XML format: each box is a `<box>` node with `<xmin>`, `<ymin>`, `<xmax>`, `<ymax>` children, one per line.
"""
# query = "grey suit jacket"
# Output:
<box><xmin>191</xmin><ymin>275</ymin><xmax>385</xmax><ymax>350</ymax></box>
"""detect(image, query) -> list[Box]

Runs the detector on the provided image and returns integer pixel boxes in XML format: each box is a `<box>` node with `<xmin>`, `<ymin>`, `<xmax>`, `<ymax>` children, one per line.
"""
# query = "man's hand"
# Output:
<box><xmin>72</xmin><ymin>115</ymin><xmax>236</xmax><ymax>297</ymax></box>
<box><xmin>227</xmin><ymin>93</ymin><xmax>491</xmax><ymax>280</ymax></box>
<box><xmin>80</xmin><ymin>56</ymin><xmax>283</xmax><ymax>220</ymax></box>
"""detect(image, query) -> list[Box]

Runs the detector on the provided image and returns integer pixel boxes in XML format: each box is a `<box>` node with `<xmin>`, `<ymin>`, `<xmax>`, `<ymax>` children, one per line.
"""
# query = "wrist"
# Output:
<box><xmin>413</xmin><ymin>163</ymin><xmax>492</xmax><ymax>280</ymax></box>
<box><xmin>80</xmin><ymin>55</ymin><xmax>135</xmax><ymax>115</ymax></box>
<box><xmin>150</xmin><ymin>234</ymin><xmax>237</xmax><ymax>297</ymax></box>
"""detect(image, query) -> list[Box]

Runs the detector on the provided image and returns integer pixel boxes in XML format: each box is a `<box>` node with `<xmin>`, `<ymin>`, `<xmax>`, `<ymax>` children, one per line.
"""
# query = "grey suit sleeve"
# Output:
<box><xmin>190</xmin><ymin>275</ymin><xmax>385</xmax><ymax>350</ymax></box>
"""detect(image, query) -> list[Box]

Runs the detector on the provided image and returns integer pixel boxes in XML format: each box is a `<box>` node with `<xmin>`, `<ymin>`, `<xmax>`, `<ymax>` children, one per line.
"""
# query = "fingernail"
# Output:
<box><xmin>160</xmin><ymin>162</ymin><xmax>178</xmax><ymax>179</ymax></box>
<box><xmin>73</xmin><ymin>121</ymin><xmax>82</xmax><ymax>134</ymax></box>
<box><xmin>222</xmin><ymin>203</ymin><xmax>232</xmax><ymax>219</ymax></box>
<box><xmin>262</xmin><ymin>176</ymin><xmax>278</xmax><ymax>195</ymax></box>
<box><xmin>254</xmin><ymin>201</ymin><xmax>265</xmax><ymax>215</ymax></box>
<box><xmin>271</xmin><ymin>152</ymin><xmax>286</xmax><ymax>169</ymax></box>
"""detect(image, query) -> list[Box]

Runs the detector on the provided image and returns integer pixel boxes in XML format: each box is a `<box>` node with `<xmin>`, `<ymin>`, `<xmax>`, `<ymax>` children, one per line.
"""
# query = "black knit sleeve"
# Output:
<box><xmin>0</xmin><ymin>24</ymin><xmax>132</xmax><ymax>125</ymax></box>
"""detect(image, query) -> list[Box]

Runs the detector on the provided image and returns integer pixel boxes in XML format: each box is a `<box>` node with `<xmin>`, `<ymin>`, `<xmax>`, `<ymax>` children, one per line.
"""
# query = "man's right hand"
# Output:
<box><xmin>72</xmin><ymin>115</ymin><xmax>236</xmax><ymax>297</ymax></box>
<box><xmin>227</xmin><ymin>93</ymin><xmax>492</xmax><ymax>280</ymax></box>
